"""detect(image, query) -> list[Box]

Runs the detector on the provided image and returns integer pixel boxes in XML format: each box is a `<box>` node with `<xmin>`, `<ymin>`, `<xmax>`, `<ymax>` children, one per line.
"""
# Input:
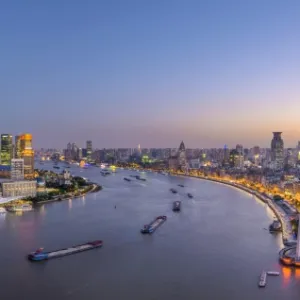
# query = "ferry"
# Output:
<box><xmin>173</xmin><ymin>201</ymin><xmax>181</xmax><ymax>212</ymax></box>
<box><xmin>178</xmin><ymin>184</ymin><xmax>184</xmax><ymax>187</ymax></box>
<box><xmin>258</xmin><ymin>271</ymin><xmax>267</xmax><ymax>287</ymax></box>
<box><xmin>124</xmin><ymin>177</ymin><xmax>131</xmax><ymax>182</ymax></box>
<box><xmin>187</xmin><ymin>193</ymin><xmax>193</xmax><ymax>198</ymax></box>
<box><xmin>7</xmin><ymin>204</ymin><xmax>32</xmax><ymax>212</ymax></box>
<box><xmin>267</xmin><ymin>271</ymin><xmax>280</xmax><ymax>276</ymax></box>
<box><xmin>0</xmin><ymin>207</ymin><xmax>6</xmax><ymax>214</ymax></box>
<box><xmin>269</xmin><ymin>220</ymin><xmax>282</xmax><ymax>232</ymax></box>
<box><xmin>28</xmin><ymin>240</ymin><xmax>103</xmax><ymax>261</ymax></box>
<box><xmin>170</xmin><ymin>188</ymin><xmax>177</xmax><ymax>194</ymax></box>
<box><xmin>141</xmin><ymin>216</ymin><xmax>167</xmax><ymax>234</ymax></box>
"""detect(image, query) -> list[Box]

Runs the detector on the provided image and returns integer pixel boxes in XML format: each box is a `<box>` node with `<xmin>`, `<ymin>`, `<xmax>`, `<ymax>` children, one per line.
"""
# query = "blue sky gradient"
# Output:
<box><xmin>1</xmin><ymin>0</ymin><xmax>299</xmax><ymax>148</ymax></box>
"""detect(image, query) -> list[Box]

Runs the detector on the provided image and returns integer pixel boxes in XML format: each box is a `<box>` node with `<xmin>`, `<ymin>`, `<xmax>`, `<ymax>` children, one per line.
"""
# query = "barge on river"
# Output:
<box><xmin>141</xmin><ymin>216</ymin><xmax>167</xmax><ymax>234</ymax></box>
<box><xmin>173</xmin><ymin>201</ymin><xmax>181</xmax><ymax>212</ymax></box>
<box><xmin>28</xmin><ymin>240</ymin><xmax>103</xmax><ymax>261</ymax></box>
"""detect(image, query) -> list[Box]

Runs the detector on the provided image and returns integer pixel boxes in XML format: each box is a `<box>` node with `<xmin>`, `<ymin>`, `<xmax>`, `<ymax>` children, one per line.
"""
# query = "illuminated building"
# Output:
<box><xmin>11</xmin><ymin>159</ymin><xmax>24</xmax><ymax>181</ymax></box>
<box><xmin>178</xmin><ymin>141</ymin><xmax>188</xmax><ymax>172</ymax></box>
<box><xmin>86</xmin><ymin>140</ymin><xmax>92</xmax><ymax>161</ymax></box>
<box><xmin>1</xmin><ymin>180</ymin><xmax>36</xmax><ymax>197</ymax></box>
<box><xmin>0</xmin><ymin>134</ymin><xmax>13</xmax><ymax>165</ymax></box>
<box><xmin>271</xmin><ymin>132</ymin><xmax>284</xmax><ymax>170</ymax></box>
<box><xmin>16</xmin><ymin>133</ymin><xmax>34</xmax><ymax>178</ymax></box>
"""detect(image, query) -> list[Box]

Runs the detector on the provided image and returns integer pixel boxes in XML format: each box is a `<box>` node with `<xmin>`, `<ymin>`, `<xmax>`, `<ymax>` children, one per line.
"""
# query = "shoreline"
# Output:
<box><xmin>33</xmin><ymin>183</ymin><xmax>101</xmax><ymax>205</ymax></box>
<box><xmin>175</xmin><ymin>173</ymin><xmax>295</xmax><ymax>246</ymax></box>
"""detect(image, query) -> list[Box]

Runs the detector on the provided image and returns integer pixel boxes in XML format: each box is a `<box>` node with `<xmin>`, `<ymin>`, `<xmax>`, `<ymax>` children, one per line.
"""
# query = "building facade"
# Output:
<box><xmin>178</xmin><ymin>141</ymin><xmax>188</xmax><ymax>172</ymax></box>
<box><xmin>11</xmin><ymin>159</ymin><xmax>24</xmax><ymax>181</ymax></box>
<box><xmin>86</xmin><ymin>140</ymin><xmax>92</xmax><ymax>161</ymax></box>
<box><xmin>1</xmin><ymin>180</ymin><xmax>37</xmax><ymax>198</ymax></box>
<box><xmin>271</xmin><ymin>132</ymin><xmax>284</xmax><ymax>170</ymax></box>
<box><xmin>0</xmin><ymin>134</ymin><xmax>13</xmax><ymax>165</ymax></box>
<box><xmin>15</xmin><ymin>133</ymin><xmax>34</xmax><ymax>178</ymax></box>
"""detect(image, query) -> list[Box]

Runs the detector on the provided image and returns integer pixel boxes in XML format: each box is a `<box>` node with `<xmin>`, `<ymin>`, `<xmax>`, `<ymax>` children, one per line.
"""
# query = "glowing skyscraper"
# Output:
<box><xmin>0</xmin><ymin>134</ymin><xmax>13</xmax><ymax>165</ymax></box>
<box><xmin>16</xmin><ymin>133</ymin><xmax>34</xmax><ymax>178</ymax></box>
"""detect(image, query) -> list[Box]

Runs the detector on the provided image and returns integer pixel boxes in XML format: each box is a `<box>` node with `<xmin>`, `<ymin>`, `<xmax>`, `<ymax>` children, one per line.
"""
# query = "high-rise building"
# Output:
<box><xmin>271</xmin><ymin>132</ymin><xmax>284</xmax><ymax>170</ymax></box>
<box><xmin>16</xmin><ymin>133</ymin><xmax>34</xmax><ymax>178</ymax></box>
<box><xmin>178</xmin><ymin>141</ymin><xmax>188</xmax><ymax>172</ymax></box>
<box><xmin>11</xmin><ymin>158</ymin><xmax>24</xmax><ymax>180</ymax></box>
<box><xmin>0</xmin><ymin>134</ymin><xmax>13</xmax><ymax>165</ymax></box>
<box><xmin>86</xmin><ymin>140</ymin><xmax>92</xmax><ymax>161</ymax></box>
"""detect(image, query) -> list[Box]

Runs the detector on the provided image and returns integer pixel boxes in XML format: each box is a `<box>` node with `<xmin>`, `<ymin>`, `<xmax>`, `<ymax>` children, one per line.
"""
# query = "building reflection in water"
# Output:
<box><xmin>68</xmin><ymin>199</ymin><xmax>72</xmax><ymax>210</ymax></box>
<box><xmin>81</xmin><ymin>196</ymin><xmax>86</xmax><ymax>206</ymax></box>
<box><xmin>281</xmin><ymin>266</ymin><xmax>292</xmax><ymax>287</ymax></box>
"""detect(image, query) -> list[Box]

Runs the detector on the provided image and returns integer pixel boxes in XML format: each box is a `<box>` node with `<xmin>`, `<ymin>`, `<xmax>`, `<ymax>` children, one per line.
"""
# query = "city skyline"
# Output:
<box><xmin>1</xmin><ymin>1</ymin><xmax>300</xmax><ymax>148</ymax></box>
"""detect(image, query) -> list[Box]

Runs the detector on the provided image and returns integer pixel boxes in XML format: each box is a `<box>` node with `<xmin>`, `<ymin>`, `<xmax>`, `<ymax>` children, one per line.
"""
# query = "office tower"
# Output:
<box><xmin>16</xmin><ymin>133</ymin><xmax>34</xmax><ymax>178</ymax></box>
<box><xmin>178</xmin><ymin>141</ymin><xmax>188</xmax><ymax>172</ymax></box>
<box><xmin>0</xmin><ymin>134</ymin><xmax>13</xmax><ymax>165</ymax></box>
<box><xmin>271</xmin><ymin>132</ymin><xmax>284</xmax><ymax>170</ymax></box>
<box><xmin>86</xmin><ymin>140</ymin><xmax>92</xmax><ymax>161</ymax></box>
<box><xmin>11</xmin><ymin>159</ymin><xmax>24</xmax><ymax>180</ymax></box>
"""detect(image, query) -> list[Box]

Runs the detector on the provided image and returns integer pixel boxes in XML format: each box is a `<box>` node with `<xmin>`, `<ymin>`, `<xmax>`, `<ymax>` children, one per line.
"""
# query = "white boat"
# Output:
<box><xmin>258</xmin><ymin>271</ymin><xmax>267</xmax><ymax>287</ymax></box>
<box><xmin>0</xmin><ymin>207</ymin><xmax>6</xmax><ymax>214</ymax></box>
<box><xmin>267</xmin><ymin>271</ymin><xmax>280</xmax><ymax>276</ymax></box>
<box><xmin>7</xmin><ymin>204</ymin><xmax>33</xmax><ymax>212</ymax></box>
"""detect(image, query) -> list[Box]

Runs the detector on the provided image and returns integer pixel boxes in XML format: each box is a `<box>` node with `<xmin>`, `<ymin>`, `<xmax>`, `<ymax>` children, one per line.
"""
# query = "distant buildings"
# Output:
<box><xmin>11</xmin><ymin>159</ymin><xmax>24</xmax><ymax>181</ymax></box>
<box><xmin>0</xmin><ymin>134</ymin><xmax>13</xmax><ymax>165</ymax></box>
<box><xmin>271</xmin><ymin>132</ymin><xmax>284</xmax><ymax>170</ymax></box>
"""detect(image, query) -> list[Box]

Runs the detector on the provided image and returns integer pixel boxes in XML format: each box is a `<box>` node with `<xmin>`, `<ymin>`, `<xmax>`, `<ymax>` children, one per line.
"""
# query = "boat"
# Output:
<box><xmin>178</xmin><ymin>184</ymin><xmax>184</xmax><ymax>187</ymax></box>
<box><xmin>124</xmin><ymin>177</ymin><xmax>131</xmax><ymax>182</ymax></box>
<box><xmin>28</xmin><ymin>240</ymin><xmax>103</xmax><ymax>261</ymax></box>
<box><xmin>269</xmin><ymin>220</ymin><xmax>282</xmax><ymax>232</ymax></box>
<box><xmin>258</xmin><ymin>271</ymin><xmax>267</xmax><ymax>287</ymax></box>
<box><xmin>0</xmin><ymin>207</ymin><xmax>6</xmax><ymax>214</ymax></box>
<box><xmin>187</xmin><ymin>193</ymin><xmax>193</xmax><ymax>198</ymax></box>
<box><xmin>267</xmin><ymin>271</ymin><xmax>280</xmax><ymax>276</ymax></box>
<box><xmin>170</xmin><ymin>188</ymin><xmax>177</xmax><ymax>194</ymax></box>
<box><xmin>53</xmin><ymin>166</ymin><xmax>60</xmax><ymax>169</ymax></box>
<box><xmin>136</xmin><ymin>176</ymin><xmax>146</xmax><ymax>181</ymax></box>
<box><xmin>7</xmin><ymin>204</ymin><xmax>32</xmax><ymax>212</ymax></box>
<box><xmin>173</xmin><ymin>201</ymin><xmax>181</xmax><ymax>212</ymax></box>
<box><xmin>141</xmin><ymin>216</ymin><xmax>167</xmax><ymax>234</ymax></box>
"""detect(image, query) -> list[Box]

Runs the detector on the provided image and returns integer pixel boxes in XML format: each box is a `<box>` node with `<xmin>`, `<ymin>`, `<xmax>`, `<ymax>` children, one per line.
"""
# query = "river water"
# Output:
<box><xmin>0</xmin><ymin>163</ymin><xmax>299</xmax><ymax>299</ymax></box>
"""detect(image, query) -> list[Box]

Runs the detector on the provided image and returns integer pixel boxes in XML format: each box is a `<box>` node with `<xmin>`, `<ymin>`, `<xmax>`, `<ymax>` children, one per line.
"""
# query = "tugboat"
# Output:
<box><xmin>178</xmin><ymin>184</ymin><xmax>184</xmax><ymax>187</ymax></box>
<box><xmin>124</xmin><ymin>177</ymin><xmax>131</xmax><ymax>182</ymax></box>
<box><xmin>173</xmin><ymin>201</ymin><xmax>181</xmax><ymax>212</ymax></box>
<box><xmin>170</xmin><ymin>188</ymin><xmax>177</xmax><ymax>194</ymax></box>
<box><xmin>187</xmin><ymin>193</ymin><xmax>193</xmax><ymax>198</ymax></box>
<box><xmin>269</xmin><ymin>220</ymin><xmax>282</xmax><ymax>232</ymax></box>
<box><xmin>258</xmin><ymin>271</ymin><xmax>267</xmax><ymax>287</ymax></box>
<box><xmin>28</xmin><ymin>240</ymin><xmax>103</xmax><ymax>261</ymax></box>
<box><xmin>141</xmin><ymin>216</ymin><xmax>167</xmax><ymax>234</ymax></box>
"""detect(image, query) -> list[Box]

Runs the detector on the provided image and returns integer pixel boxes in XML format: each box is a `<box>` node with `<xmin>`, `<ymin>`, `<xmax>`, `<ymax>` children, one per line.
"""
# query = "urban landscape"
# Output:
<box><xmin>1</xmin><ymin>1</ymin><xmax>300</xmax><ymax>300</ymax></box>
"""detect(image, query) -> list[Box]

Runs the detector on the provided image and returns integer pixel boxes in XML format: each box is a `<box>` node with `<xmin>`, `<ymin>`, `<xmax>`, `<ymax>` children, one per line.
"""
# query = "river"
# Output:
<box><xmin>0</xmin><ymin>162</ymin><xmax>299</xmax><ymax>299</ymax></box>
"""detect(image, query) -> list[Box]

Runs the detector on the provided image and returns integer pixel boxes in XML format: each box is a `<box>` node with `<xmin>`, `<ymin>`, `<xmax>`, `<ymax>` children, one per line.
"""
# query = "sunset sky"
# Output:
<box><xmin>0</xmin><ymin>0</ymin><xmax>299</xmax><ymax>149</ymax></box>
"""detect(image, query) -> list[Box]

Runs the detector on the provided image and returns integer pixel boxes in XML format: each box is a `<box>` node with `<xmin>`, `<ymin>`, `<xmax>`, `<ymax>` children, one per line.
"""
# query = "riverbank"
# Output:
<box><xmin>32</xmin><ymin>183</ymin><xmax>102</xmax><ymax>205</ymax></box>
<box><xmin>162</xmin><ymin>171</ymin><xmax>296</xmax><ymax>246</ymax></box>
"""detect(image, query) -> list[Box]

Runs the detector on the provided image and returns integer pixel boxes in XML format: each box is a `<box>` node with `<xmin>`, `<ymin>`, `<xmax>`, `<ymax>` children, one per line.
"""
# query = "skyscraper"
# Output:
<box><xmin>86</xmin><ymin>140</ymin><xmax>92</xmax><ymax>161</ymax></box>
<box><xmin>0</xmin><ymin>134</ymin><xmax>13</xmax><ymax>165</ymax></box>
<box><xmin>271</xmin><ymin>132</ymin><xmax>284</xmax><ymax>170</ymax></box>
<box><xmin>16</xmin><ymin>133</ymin><xmax>34</xmax><ymax>178</ymax></box>
<box><xmin>11</xmin><ymin>159</ymin><xmax>24</xmax><ymax>180</ymax></box>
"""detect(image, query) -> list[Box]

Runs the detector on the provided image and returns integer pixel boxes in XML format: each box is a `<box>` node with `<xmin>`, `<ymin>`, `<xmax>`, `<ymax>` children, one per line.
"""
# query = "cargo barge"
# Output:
<box><xmin>173</xmin><ymin>201</ymin><xmax>181</xmax><ymax>212</ymax></box>
<box><xmin>141</xmin><ymin>216</ymin><xmax>167</xmax><ymax>234</ymax></box>
<box><xmin>28</xmin><ymin>240</ymin><xmax>103</xmax><ymax>261</ymax></box>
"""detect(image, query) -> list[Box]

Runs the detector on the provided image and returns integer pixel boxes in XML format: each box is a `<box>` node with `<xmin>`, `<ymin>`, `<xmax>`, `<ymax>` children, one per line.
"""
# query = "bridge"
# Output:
<box><xmin>0</xmin><ymin>196</ymin><xmax>24</xmax><ymax>205</ymax></box>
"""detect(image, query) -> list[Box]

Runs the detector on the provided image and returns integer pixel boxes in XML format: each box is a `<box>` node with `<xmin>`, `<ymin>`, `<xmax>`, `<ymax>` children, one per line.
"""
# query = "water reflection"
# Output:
<box><xmin>281</xmin><ymin>266</ymin><xmax>292</xmax><ymax>287</ymax></box>
<box><xmin>68</xmin><ymin>199</ymin><xmax>72</xmax><ymax>210</ymax></box>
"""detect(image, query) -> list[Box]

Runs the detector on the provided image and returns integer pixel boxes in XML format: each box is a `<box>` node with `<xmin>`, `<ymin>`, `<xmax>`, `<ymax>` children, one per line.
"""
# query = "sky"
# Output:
<box><xmin>0</xmin><ymin>0</ymin><xmax>300</xmax><ymax>149</ymax></box>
